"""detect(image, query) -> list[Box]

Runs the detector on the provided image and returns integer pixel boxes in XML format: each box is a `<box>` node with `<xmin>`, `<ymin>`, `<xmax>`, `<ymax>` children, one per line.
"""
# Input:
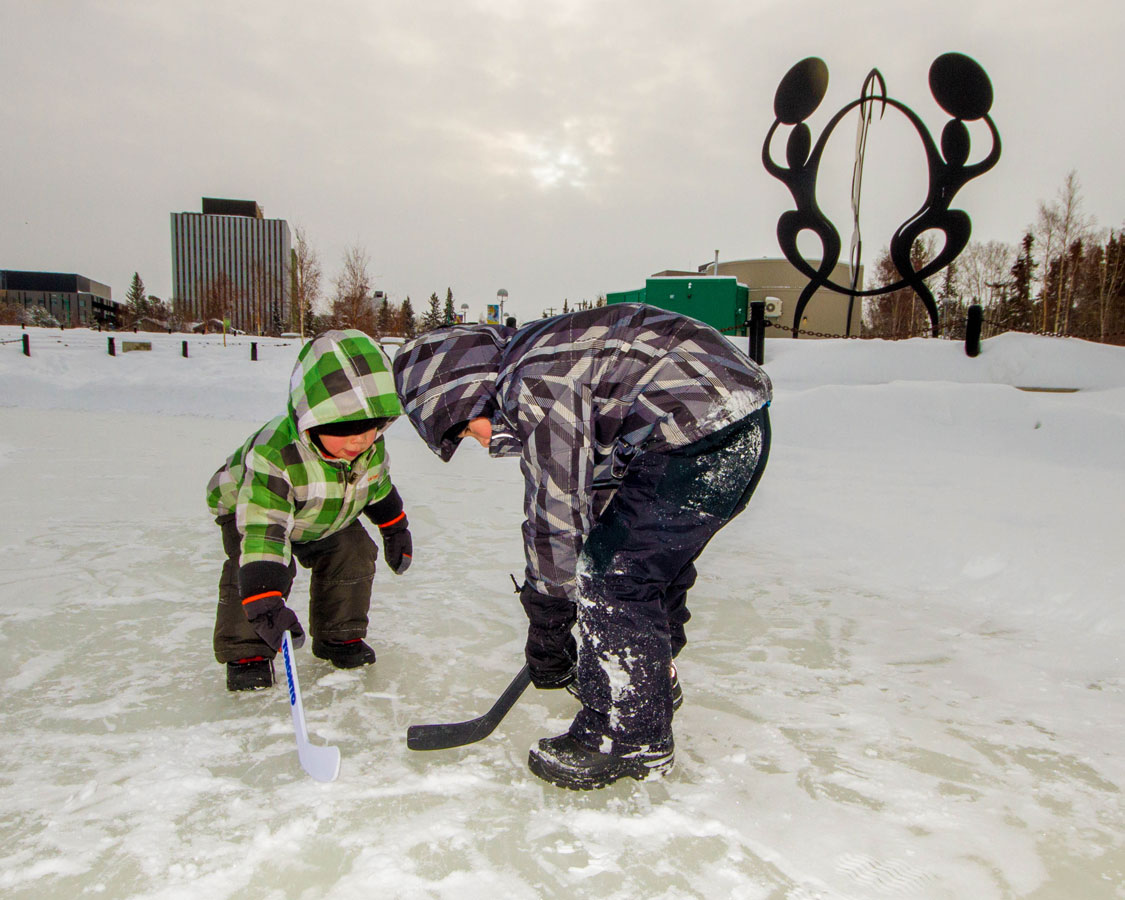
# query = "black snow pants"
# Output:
<box><xmin>212</xmin><ymin>515</ymin><xmax>378</xmax><ymax>663</ymax></box>
<box><xmin>570</xmin><ymin>405</ymin><xmax>771</xmax><ymax>755</ymax></box>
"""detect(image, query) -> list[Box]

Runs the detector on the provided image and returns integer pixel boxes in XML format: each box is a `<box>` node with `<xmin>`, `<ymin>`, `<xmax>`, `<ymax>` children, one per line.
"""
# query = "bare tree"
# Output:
<box><xmin>0</xmin><ymin>302</ymin><xmax>26</xmax><ymax>325</ymax></box>
<box><xmin>863</xmin><ymin>237</ymin><xmax>938</xmax><ymax>338</ymax></box>
<box><xmin>1079</xmin><ymin>229</ymin><xmax>1125</xmax><ymax>343</ymax></box>
<box><xmin>1098</xmin><ymin>230</ymin><xmax>1125</xmax><ymax>342</ymax></box>
<box><xmin>290</xmin><ymin>227</ymin><xmax>321</xmax><ymax>338</ymax></box>
<box><xmin>956</xmin><ymin>240</ymin><xmax>1015</xmax><ymax>307</ymax></box>
<box><xmin>331</xmin><ymin>245</ymin><xmax>376</xmax><ymax>333</ymax></box>
<box><xmin>199</xmin><ymin>272</ymin><xmax>239</xmax><ymax>331</ymax></box>
<box><xmin>1035</xmin><ymin>171</ymin><xmax>1093</xmax><ymax>333</ymax></box>
<box><xmin>246</xmin><ymin>258</ymin><xmax>288</xmax><ymax>336</ymax></box>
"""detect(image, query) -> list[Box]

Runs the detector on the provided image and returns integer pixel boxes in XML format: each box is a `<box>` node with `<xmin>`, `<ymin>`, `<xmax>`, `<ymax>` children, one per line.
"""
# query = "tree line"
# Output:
<box><xmin>0</xmin><ymin>229</ymin><xmax>511</xmax><ymax>336</ymax></box>
<box><xmin>865</xmin><ymin>171</ymin><xmax>1125</xmax><ymax>344</ymax></box>
<box><xmin>289</xmin><ymin>235</ymin><xmax>462</xmax><ymax>339</ymax></box>
<box><xmin>7</xmin><ymin>171</ymin><xmax>1119</xmax><ymax>344</ymax></box>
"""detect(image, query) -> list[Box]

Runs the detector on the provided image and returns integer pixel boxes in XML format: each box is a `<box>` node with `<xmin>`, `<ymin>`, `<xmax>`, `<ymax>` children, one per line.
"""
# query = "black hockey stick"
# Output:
<box><xmin>407</xmin><ymin>664</ymin><xmax>532</xmax><ymax>751</ymax></box>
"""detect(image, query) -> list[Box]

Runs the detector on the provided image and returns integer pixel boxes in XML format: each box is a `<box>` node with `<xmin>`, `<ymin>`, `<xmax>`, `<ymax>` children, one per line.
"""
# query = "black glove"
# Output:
<box><xmin>242</xmin><ymin>592</ymin><xmax>305</xmax><ymax>652</ymax></box>
<box><xmin>379</xmin><ymin>517</ymin><xmax>412</xmax><ymax>574</ymax></box>
<box><xmin>520</xmin><ymin>583</ymin><xmax>577</xmax><ymax>689</ymax></box>
<box><xmin>366</xmin><ymin>487</ymin><xmax>412</xmax><ymax>574</ymax></box>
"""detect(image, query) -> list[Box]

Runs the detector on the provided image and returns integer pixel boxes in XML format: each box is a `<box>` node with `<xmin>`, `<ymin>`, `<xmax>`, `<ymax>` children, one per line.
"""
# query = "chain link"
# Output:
<box><xmin>724</xmin><ymin>316</ymin><xmax>1125</xmax><ymax>343</ymax></box>
<box><xmin>979</xmin><ymin>315</ymin><xmax>1125</xmax><ymax>341</ymax></box>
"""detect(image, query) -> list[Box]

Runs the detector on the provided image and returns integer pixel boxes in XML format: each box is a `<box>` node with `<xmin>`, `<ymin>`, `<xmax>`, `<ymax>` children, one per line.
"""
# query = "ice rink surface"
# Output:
<box><xmin>1</xmin><ymin>327</ymin><xmax>1122</xmax><ymax>899</ymax></box>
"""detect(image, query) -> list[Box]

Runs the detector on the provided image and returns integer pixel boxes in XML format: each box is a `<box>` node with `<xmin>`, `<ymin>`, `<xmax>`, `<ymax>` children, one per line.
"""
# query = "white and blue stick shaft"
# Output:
<box><xmin>281</xmin><ymin>629</ymin><xmax>341</xmax><ymax>782</ymax></box>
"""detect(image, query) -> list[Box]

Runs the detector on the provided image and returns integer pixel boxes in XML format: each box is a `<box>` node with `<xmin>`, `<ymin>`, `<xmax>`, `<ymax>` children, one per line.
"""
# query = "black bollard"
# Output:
<box><xmin>748</xmin><ymin>300</ymin><xmax>766</xmax><ymax>364</ymax></box>
<box><xmin>251</xmin><ymin>341</ymin><xmax>258</xmax><ymax>361</ymax></box>
<box><xmin>182</xmin><ymin>340</ymin><xmax>189</xmax><ymax>358</ymax></box>
<box><xmin>22</xmin><ymin>334</ymin><xmax>30</xmax><ymax>356</ymax></box>
<box><xmin>965</xmin><ymin>304</ymin><xmax>982</xmax><ymax>358</ymax></box>
<box><xmin>108</xmin><ymin>337</ymin><xmax>116</xmax><ymax>356</ymax></box>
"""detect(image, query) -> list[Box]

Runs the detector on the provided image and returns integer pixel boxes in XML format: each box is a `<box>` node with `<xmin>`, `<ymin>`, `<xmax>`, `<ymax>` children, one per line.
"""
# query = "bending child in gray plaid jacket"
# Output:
<box><xmin>393</xmin><ymin>304</ymin><xmax>771</xmax><ymax>789</ymax></box>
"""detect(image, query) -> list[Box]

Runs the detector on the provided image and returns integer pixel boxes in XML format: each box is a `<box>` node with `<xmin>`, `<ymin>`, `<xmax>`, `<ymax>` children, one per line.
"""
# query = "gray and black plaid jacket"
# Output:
<box><xmin>393</xmin><ymin>304</ymin><xmax>772</xmax><ymax>600</ymax></box>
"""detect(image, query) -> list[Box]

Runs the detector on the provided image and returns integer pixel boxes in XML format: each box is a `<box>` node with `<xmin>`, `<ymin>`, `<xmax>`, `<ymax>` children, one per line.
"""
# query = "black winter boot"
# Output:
<box><xmin>312</xmin><ymin>638</ymin><xmax>376</xmax><ymax>669</ymax></box>
<box><xmin>226</xmin><ymin>656</ymin><xmax>274</xmax><ymax>692</ymax></box>
<box><xmin>528</xmin><ymin>733</ymin><xmax>674</xmax><ymax>790</ymax></box>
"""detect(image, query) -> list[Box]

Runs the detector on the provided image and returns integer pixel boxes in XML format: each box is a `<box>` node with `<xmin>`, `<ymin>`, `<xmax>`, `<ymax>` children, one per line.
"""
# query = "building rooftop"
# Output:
<box><xmin>200</xmin><ymin>198</ymin><xmax>263</xmax><ymax>218</ymax></box>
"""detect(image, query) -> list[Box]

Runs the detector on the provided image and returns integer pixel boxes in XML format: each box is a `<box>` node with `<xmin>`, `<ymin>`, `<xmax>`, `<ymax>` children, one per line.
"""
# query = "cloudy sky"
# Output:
<box><xmin>3</xmin><ymin>0</ymin><xmax>1122</xmax><ymax>322</ymax></box>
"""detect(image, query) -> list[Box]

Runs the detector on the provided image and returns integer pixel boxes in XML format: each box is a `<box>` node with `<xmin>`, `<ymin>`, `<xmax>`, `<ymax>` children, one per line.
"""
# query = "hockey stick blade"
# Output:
<box><xmin>281</xmin><ymin>630</ymin><xmax>341</xmax><ymax>782</ymax></box>
<box><xmin>407</xmin><ymin>664</ymin><xmax>532</xmax><ymax>751</ymax></box>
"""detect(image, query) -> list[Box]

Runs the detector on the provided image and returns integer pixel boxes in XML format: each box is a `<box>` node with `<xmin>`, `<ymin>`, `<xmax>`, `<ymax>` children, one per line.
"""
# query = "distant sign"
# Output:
<box><xmin>486</xmin><ymin>304</ymin><xmax>500</xmax><ymax>325</ymax></box>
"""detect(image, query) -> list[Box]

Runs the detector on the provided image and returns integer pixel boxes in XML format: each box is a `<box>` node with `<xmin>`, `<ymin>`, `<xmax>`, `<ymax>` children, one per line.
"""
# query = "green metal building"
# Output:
<box><xmin>606</xmin><ymin>276</ymin><xmax>749</xmax><ymax>335</ymax></box>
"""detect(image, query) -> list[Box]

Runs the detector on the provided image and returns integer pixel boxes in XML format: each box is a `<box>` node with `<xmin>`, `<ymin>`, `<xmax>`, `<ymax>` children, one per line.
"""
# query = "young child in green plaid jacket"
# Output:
<box><xmin>206</xmin><ymin>329</ymin><xmax>413</xmax><ymax>692</ymax></box>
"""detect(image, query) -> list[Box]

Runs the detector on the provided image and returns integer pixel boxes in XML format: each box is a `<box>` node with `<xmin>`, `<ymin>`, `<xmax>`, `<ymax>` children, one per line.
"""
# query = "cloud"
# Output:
<box><xmin>1</xmin><ymin>0</ymin><xmax>1123</xmax><ymax>320</ymax></box>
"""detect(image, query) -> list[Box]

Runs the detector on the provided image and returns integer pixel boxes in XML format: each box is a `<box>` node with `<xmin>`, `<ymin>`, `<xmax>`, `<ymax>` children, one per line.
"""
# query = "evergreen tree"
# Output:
<box><xmin>998</xmin><ymin>231</ymin><xmax>1036</xmax><ymax>332</ymax></box>
<box><xmin>376</xmin><ymin>298</ymin><xmax>394</xmax><ymax>336</ymax></box>
<box><xmin>938</xmin><ymin>262</ymin><xmax>965</xmax><ymax>339</ymax></box>
<box><xmin>443</xmin><ymin>288</ymin><xmax>456</xmax><ymax>326</ymax></box>
<box><xmin>421</xmin><ymin>292</ymin><xmax>443</xmax><ymax>331</ymax></box>
<box><xmin>29</xmin><ymin>305</ymin><xmax>59</xmax><ymax>327</ymax></box>
<box><xmin>126</xmin><ymin>273</ymin><xmax>148</xmax><ymax>321</ymax></box>
<box><xmin>400</xmin><ymin>296</ymin><xmax>417</xmax><ymax>338</ymax></box>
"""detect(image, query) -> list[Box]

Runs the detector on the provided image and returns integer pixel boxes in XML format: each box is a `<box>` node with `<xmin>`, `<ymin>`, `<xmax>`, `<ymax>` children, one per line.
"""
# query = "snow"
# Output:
<box><xmin>1</xmin><ymin>325</ymin><xmax>1123</xmax><ymax>899</ymax></box>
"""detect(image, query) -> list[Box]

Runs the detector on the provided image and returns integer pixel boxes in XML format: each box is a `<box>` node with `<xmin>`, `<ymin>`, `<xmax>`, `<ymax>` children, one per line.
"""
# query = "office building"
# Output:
<box><xmin>171</xmin><ymin>198</ymin><xmax>291</xmax><ymax>333</ymax></box>
<box><xmin>0</xmin><ymin>270</ymin><xmax>121</xmax><ymax>328</ymax></box>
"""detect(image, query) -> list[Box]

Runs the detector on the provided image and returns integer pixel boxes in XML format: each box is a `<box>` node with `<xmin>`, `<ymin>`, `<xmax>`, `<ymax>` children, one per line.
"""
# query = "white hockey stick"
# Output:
<box><xmin>280</xmin><ymin>629</ymin><xmax>341</xmax><ymax>782</ymax></box>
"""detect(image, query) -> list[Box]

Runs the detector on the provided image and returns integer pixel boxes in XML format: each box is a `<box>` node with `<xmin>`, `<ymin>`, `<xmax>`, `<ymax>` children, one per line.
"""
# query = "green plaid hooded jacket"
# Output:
<box><xmin>206</xmin><ymin>330</ymin><xmax>402</xmax><ymax>572</ymax></box>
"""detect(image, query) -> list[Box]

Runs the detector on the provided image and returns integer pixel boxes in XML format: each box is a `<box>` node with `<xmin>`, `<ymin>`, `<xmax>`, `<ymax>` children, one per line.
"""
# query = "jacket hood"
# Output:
<box><xmin>288</xmin><ymin>329</ymin><xmax>401</xmax><ymax>436</ymax></box>
<box><xmin>392</xmin><ymin>324</ymin><xmax>514</xmax><ymax>461</ymax></box>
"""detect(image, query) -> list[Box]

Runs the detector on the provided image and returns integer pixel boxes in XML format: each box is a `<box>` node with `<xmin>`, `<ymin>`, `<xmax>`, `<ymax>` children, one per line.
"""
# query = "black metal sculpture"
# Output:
<box><xmin>762</xmin><ymin>53</ymin><xmax>1000</xmax><ymax>337</ymax></box>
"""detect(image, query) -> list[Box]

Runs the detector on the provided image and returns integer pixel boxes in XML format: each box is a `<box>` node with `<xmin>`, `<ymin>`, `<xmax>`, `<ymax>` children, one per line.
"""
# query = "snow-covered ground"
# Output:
<box><xmin>1</xmin><ymin>325</ymin><xmax>1122</xmax><ymax>899</ymax></box>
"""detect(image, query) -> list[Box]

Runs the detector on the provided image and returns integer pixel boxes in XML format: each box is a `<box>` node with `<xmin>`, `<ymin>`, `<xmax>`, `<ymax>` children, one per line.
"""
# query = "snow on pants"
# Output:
<box><xmin>212</xmin><ymin>515</ymin><xmax>378</xmax><ymax>663</ymax></box>
<box><xmin>570</xmin><ymin>406</ymin><xmax>771</xmax><ymax>755</ymax></box>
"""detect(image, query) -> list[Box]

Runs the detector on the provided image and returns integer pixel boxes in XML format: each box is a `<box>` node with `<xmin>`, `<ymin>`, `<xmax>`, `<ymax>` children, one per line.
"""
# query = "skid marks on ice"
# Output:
<box><xmin>1</xmin><ymin>517</ymin><xmax>214</xmax><ymax>614</ymax></box>
<box><xmin>675</xmin><ymin>574</ymin><xmax>1125</xmax><ymax>898</ymax></box>
<box><xmin>0</xmin><ymin>724</ymin><xmax>247</xmax><ymax>898</ymax></box>
<box><xmin>834</xmin><ymin>852</ymin><xmax>938</xmax><ymax>895</ymax></box>
<box><xmin>523</xmin><ymin>792</ymin><xmax>827</xmax><ymax>900</ymax></box>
